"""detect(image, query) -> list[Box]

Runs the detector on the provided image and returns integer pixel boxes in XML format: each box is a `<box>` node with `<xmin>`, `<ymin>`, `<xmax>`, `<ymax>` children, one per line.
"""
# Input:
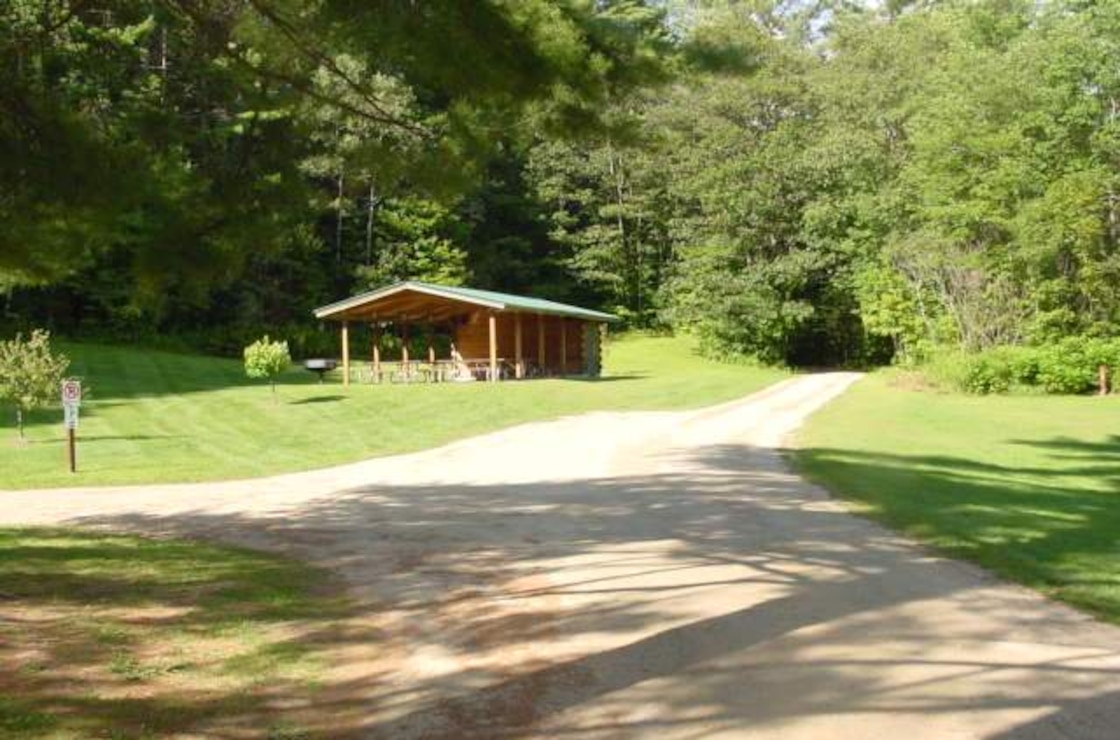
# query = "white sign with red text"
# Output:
<box><xmin>62</xmin><ymin>379</ymin><xmax>82</xmax><ymax>406</ymax></box>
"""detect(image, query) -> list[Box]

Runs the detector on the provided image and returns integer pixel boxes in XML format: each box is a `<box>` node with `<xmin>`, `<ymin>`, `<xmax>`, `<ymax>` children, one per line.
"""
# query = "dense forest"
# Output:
<box><xmin>3</xmin><ymin>0</ymin><xmax>1119</xmax><ymax>368</ymax></box>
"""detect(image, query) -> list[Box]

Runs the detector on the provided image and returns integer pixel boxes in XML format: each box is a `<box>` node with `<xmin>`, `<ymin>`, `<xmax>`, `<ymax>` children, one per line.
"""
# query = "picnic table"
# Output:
<box><xmin>348</xmin><ymin>358</ymin><xmax>513</xmax><ymax>384</ymax></box>
<box><xmin>461</xmin><ymin>359</ymin><xmax>511</xmax><ymax>382</ymax></box>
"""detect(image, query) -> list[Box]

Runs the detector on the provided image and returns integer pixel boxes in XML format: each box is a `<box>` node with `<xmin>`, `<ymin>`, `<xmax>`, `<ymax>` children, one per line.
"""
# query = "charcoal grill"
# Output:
<box><xmin>304</xmin><ymin>358</ymin><xmax>338</xmax><ymax>383</ymax></box>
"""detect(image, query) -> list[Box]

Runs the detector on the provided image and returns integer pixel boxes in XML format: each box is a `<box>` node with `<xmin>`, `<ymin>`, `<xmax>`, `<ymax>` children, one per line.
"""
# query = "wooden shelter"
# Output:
<box><xmin>313</xmin><ymin>281</ymin><xmax>619</xmax><ymax>385</ymax></box>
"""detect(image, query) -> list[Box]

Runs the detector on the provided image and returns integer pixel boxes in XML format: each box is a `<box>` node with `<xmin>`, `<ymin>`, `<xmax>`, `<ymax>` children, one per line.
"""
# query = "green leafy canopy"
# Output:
<box><xmin>0</xmin><ymin>330</ymin><xmax>71</xmax><ymax>441</ymax></box>
<box><xmin>243</xmin><ymin>336</ymin><xmax>291</xmax><ymax>397</ymax></box>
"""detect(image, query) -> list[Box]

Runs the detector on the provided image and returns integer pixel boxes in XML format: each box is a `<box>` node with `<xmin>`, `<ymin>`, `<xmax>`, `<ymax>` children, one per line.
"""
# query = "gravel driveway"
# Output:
<box><xmin>3</xmin><ymin>373</ymin><xmax>1120</xmax><ymax>739</ymax></box>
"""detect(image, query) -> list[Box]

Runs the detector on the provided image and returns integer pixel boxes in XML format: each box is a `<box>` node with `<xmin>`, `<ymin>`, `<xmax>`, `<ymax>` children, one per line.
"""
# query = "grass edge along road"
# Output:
<box><xmin>0</xmin><ymin>526</ymin><xmax>351</xmax><ymax>739</ymax></box>
<box><xmin>793</xmin><ymin>372</ymin><xmax>1120</xmax><ymax>624</ymax></box>
<box><xmin>0</xmin><ymin>334</ymin><xmax>786</xmax><ymax>489</ymax></box>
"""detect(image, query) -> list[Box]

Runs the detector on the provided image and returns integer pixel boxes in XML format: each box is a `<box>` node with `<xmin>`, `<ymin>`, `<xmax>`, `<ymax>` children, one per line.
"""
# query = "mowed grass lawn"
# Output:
<box><xmin>795</xmin><ymin>373</ymin><xmax>1120</xmax><ymax>623</ymax></box>
<box><xmin>0</xmin><ymin>527</ymin><xmax>350</xmax><ymax>739</ymax></box>
<box><xmin>0</xmin><ymin>335</ymin><xmax>785</xmax><ymax>489</ymax></box>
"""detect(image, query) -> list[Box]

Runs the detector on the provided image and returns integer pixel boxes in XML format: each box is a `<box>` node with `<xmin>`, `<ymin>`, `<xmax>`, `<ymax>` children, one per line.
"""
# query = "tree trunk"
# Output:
<box><xmin>15</xmin><ymin>407</ymin><xmax>24</xmax><ymax>442</ymax></box>
<box><xmin>335</xmin><ymin>170</ymin><xmax>346</xmax><ymax>264</ymax></box>
<box><xmin>607</xmin><ymin>142</ymin><xmax>630</xmax><ymax>312</ymax></box>
<box><xmin>1109</xmin><ymin>98</ymin><xmax>1119</xmax><ymax>244</ymax></box>
<box><xmin>365</xmin><ymin>179</ymin><xmax>377</xmax><ymax>266</ymax></box>
<box><xmin>159</xmin><ymin>26</ymin><xmax>168</xmax><ymax>100</ymax></box>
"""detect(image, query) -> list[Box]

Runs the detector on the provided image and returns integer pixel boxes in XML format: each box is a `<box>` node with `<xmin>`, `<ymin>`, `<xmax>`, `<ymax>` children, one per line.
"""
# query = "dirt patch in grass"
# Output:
<box><xmin>0</xmin><ymin>527</ymin><xmax>361</xmax><ymax>739</ymax></box>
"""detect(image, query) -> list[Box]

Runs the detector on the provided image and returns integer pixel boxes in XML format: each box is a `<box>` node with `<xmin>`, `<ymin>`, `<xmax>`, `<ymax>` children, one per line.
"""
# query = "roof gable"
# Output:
<box><xmin>314</xmin><ymin>281</ymin><xmax>619</xmax><ymax>322</ymax></box>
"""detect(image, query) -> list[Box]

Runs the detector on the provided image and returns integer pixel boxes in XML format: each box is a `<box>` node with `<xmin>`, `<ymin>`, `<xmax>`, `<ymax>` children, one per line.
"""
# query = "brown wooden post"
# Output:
<box><xmin>560</xmin><ymin>318</ymin><xmax>568</xmax><ymax>376</ymax></box>
<box><xmin>598</xmin><ymin>323</ymin><xmax>606</xmax><ymax>377</ymax></box>
<box><xmin>1100</xmin><ymin>364</ymin><xmax>1110</xmax><ymax>396</ymax></box>
<box><xmin>341</xmin><ymin>320</ymin><xmax>350</xmax><ymax>387</ymax></box>
<box><xmin>371</xmin><ymin>322</ymin><xmax>381</xmax><ymax>384</ymax></box>
<box><xmin>537</xmin><ymin>313</ymin><xmax>546</xmax><ymax>374</ymax></box>
<box><xmin>514</xmin><ymin>313</ymin><xmax>524</xmax><ymax>379</ymax></box>
<box><xmin>427</xmin><ymin>317</ymin><xmax>436</xmax><ymax>365</ymax></box>
<box><xmin>401</xmin><ymin>322</ymin><xmax>409</xmax><ymax>365</ymax></box>
<box><xmin>488</xmin><ymin>312</ymin><xmax>498</xmax><ymax>382</ymax></box>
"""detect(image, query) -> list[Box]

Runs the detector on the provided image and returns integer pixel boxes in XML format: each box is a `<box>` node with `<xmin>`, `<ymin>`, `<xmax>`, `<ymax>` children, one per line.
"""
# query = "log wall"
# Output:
<box><xmin>453</xmin><ymin>311</ymin><xmax>592</xmax><ymax>375</ymax></box>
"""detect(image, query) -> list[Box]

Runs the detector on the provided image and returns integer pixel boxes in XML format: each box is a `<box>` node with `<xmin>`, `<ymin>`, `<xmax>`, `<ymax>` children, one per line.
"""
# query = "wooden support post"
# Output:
<box><xmin>488</xmin><ymin>312</ymin><xmax>498</xmax><ymax>382</ymax></box>
<box><xmin>401</xmin><ymin>323</ymin><xmax>409</xmax><ymax>365</ymax></box>
<box><xmin>427</xmin><ymin>317</ymin><xmax>436</xmax><ymax>366</ymax></box>
<box><xmin>341</xmin><ymin>320</ymin><xmax>350</xmax><ymax>387</ymax></box>
<box><xmin>560</xmin><ymin>318</ymin><xmax>568</xmax><ymax>376</ymax></box>
<box><xmin>371</xmin><ymin>322</ymin><xmax>381</xmax><ymax>384</ymax></box>
<box><xmin>594</xmin><ymin>322</ymin><xmax>604</xmax><ymax>376</ymax></box>
<box><xmin>537</xmin><ymin>313</ymin><xmax>545</xmax><ymax>374</ymax></box>
<box><xmin>514</xmin><ymin>313</ymin><xmax>524</xmax><ymax>379</ymax></box>
<box><xmin>1099</xmin><ymin>364</ymin><xmax>1110</xmax><ymax>396</ymax></box>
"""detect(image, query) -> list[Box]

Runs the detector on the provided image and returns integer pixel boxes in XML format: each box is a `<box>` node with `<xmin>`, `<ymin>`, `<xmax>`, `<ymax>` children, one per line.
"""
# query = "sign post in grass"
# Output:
<box><xmin>61</xmin><ymin>379</ymin><xmax>81</xmax><ymax>472</ymax></box>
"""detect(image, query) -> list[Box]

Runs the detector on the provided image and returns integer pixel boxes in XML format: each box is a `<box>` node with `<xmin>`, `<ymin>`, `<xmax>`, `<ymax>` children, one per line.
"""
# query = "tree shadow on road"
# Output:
<box><xmin>47</xmin><ymin>441</ymin><xmax>1120</xmax><ymax>739</ymax></box>
<box><xmin>793</xmin><ymin>439</ymin><xmax>1120</xmax><ymax>623</ymax></box>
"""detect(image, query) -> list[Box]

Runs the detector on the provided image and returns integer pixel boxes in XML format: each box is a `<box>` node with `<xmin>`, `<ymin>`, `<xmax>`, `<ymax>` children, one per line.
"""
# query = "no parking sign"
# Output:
<box><xmin>62</xmin><ymin>379</ymin><xmax>82</xmax><ymax>406</ymax></box>
<box><xmin>61</xmin><ymin>379</ymin><xmax>81</xmax><ymax>472</ymax></box>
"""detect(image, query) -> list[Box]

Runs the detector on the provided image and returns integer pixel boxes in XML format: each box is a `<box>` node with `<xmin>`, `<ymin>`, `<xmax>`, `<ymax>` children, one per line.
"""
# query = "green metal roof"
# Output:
<box><xmin>314</xmin><ymin>280</ymin><xmax>620</xmax><ymax>322</ymax></box>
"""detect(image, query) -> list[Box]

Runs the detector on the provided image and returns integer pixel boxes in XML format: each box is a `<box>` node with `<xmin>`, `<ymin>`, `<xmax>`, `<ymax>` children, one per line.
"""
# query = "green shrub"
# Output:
<box><xmin>0</xmin><ymin>330</ymin><xmax>71</xmax><ymax>441</ymax></box>
<box><xmin>243</xmin><ymin>336</ymin><xmax>291</xmax><ymax>399</ymax></box>
<box><xmin>1006</xmin><ymin>347</ymin><xmax>1042</xmax><ymax>386</ymax></box>
<box><xmin>1037</xmin><ymin>359</ymin><xmax>1092</xmax><ymax>394</ymax></box>
<box><xmin>917</xmin><ymin>350</ymin><xmax>972</xmax><ymax>392</ymax></box>
<box><xmin>962</xmin><ymin>353</ymin><xmax>1012</xmax><ymax>394</ymax></box>
<box><xmin>923</xmin><ymin>348</ymin><xmax>1022</xmax><ymax>394</ymax></box>
<box><xmin>918</xmin><ymin>339</ymin><xmax>1120</xmax><ymax>395</ymax></box>
<box><xmin>1086</xmin><ymin>337</ymin><xmax>1120</xmax><ymax>370</ymax></box>
<box><xmin>1035</xmin><ymin>337</ymin><xmax>1120</xmax><ymax>394</ymax></box>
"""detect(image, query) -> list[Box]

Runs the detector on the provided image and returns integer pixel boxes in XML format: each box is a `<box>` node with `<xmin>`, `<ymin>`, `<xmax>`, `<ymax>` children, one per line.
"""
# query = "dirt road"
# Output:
<box><xmin>4</xmin><ymin>373</ymin><xmax>1120</xmax><ymax>738</ymax></box>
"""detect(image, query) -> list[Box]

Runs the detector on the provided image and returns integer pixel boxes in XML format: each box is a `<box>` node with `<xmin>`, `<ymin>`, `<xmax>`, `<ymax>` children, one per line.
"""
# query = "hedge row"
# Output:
<box><xmin>949</xmin><ymin>338</ymin><xmax>1120</xmax><ymax>395</ymax></box>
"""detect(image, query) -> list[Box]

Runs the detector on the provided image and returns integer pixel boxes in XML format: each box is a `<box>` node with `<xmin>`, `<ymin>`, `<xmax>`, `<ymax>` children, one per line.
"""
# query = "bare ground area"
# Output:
<box><xmin>3</xmin><ymin>373</ymin><xmax>1120</xmax><ymax>738</ymax></box>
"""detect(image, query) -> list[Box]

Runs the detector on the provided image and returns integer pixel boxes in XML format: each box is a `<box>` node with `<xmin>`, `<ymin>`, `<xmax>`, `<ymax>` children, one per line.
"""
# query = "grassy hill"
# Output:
<box><xmin>0</xmin><ymin>335</ymin><xmax>785</xmax><ymax>489</ymax></box>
